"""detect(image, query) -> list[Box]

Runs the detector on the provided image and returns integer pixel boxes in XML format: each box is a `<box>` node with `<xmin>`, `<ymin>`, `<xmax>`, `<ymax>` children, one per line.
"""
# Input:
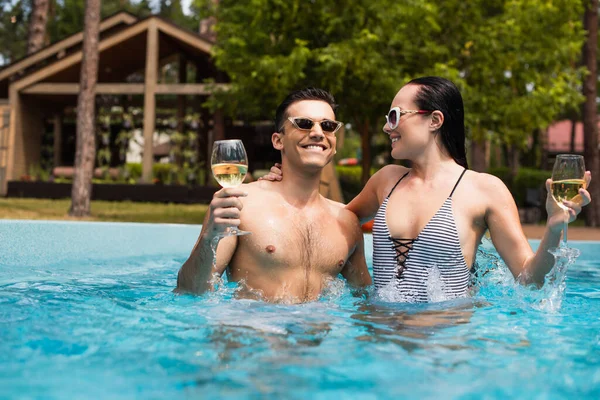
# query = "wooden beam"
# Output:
<box><xmin>13</xmin><ymin>20</ymin><xmax>150</xmax><ymax>93</ymax></box>
<box><xmin>0</xmin><ymin>12</ymin><xmax>137</xmax><ymax>82</ymax></box>
<box><xmin>319</xmin><ymin>162</ymin><xmax>344</xmax><ymax>203</ymax></box>
<box><xmin>4</xmin><ymin>87</ymin><xmax>18</xmax><ymax>195</ymax></box>
<box><xmin>156</xmin><ymin>19</ymin><xmax>212</xmax><ymax>54</ymax></box>
<box><xmin>142</xmin><ymin>20</ymin><xmax>158</xmax><ymax>183</ymax></box>
<box><xmin>155</xmin><ymin>83</ymin><xmax>229</xmax><ymax>95</ymax></box>
<box><xmin>0</xmin><ymin>104</ymin><xmax>10</xmax><ymax>195</ymax></box>
<box><xmin>53</xmin><ymin>113</ymin><xmax>62</xmax><ymax>167</ymax></box>
<box><xmin>22</xmin><ymin>83</ymin><xmax>145</xmax><ymax>95</ymax></box>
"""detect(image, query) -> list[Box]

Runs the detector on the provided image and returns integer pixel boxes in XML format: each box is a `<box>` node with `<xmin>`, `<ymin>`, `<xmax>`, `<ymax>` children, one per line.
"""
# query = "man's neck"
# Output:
<box><xmin>278</xmin><ymin>162</ymin><xmax>323</xmax><ymax>207</ymax></box>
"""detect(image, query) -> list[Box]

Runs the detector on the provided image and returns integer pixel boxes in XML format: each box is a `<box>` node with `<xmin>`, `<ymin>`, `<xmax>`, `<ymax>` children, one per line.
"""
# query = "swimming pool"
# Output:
<box><xmin>1</xmin><ymin>220</ymin><xmax>599</xmax><ymax>399</ymax></box>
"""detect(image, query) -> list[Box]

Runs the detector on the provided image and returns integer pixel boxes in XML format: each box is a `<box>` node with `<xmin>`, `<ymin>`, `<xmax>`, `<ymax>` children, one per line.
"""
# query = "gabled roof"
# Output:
<box><xmin>1</xmin><ymin>13</ymin><xmax>217</xmax><ymax>98</ymax></box>
<box><xmin>0</xmin><ymin>12</ymin><xmax>138</xmax><ymax>84</ymax></box>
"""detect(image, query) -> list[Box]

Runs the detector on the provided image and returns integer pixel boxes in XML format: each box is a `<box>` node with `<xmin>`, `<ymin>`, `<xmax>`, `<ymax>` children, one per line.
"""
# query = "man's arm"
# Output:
<box><xmin>339</xmin><ymin>211</ymin><xmax>372</xmax><ymax>287</ymax></box>
<box><xmin>175</xmin><ymin>188</ymin><xmax>246</xmax><ymax>294</ymax></box>
<box><xmin>341</xmin><ymin>231</ymin><xmax>372</xmax><ymax>287</ymax></box>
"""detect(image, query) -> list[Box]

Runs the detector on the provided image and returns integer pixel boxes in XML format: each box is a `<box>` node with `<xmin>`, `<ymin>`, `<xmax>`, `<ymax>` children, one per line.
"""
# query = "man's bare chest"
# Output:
<box><xmin>238</xmin><ymin>206</ymin><xmax>353</xmax><ymax>270</ymax></box>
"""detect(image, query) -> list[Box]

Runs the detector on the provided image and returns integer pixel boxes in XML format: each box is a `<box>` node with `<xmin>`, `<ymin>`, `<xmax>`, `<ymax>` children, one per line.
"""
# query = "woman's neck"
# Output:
<box><xmin>409</xmin><ymin>150</ymin><xmax>462</xmax><ymax>181</ymax></box>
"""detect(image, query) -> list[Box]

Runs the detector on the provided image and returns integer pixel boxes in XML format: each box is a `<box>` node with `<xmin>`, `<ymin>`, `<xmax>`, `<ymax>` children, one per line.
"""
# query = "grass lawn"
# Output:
<box><xmin>0</xmin><ymin>198</ymin><xmax>209</xmax><ymax>224</ymax></box>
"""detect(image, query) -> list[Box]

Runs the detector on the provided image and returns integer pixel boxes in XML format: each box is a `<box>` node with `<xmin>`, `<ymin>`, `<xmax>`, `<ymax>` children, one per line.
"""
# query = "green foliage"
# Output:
<box><xmin>0</xmin><ymin>0</ymin><xmax>29</xmax><ymax>63</ymax></box>
<box><xmin>125</xmin><ymin>162</ymin><xmax>142</xmax><ymax>180</ymax></box>
<box><xmin>487</xmin><ymin>166</ymin><xmax>512</xmax><ymax>187</ymax></box>
<box><xmin>200</xmin><ymin>0</ymin><xmax>403</xmax><ymax>128</ymax></box>
<box><xmin>488</xmin><ymin>166</ymin><xmax>549</xmax><ymax>207</ymax></box>
<box><xmin>513</xmin><ymin>168</ymin><xmax>549</xmax><ymax>207</ymax></box>
<box><xmin>202</xmin><ymin>0</ymin><xmax>585</xmax><ymax>178</ymax></box>
<box><xmin>0</xmin><ymin>198</ymin><xmax>210</xmax><ymax>224</ymax></box>
<box><xmin>433</xmin><ymin>0</ymin><xmax>586</xmax><ymax>148</ymax></box>
<box><xmin>152</xmin><ymin>163</ymin><xmax>173</xmax><ymax>183</ymax></box>
<box><xmin>46</xmin><ymin>0</ymin><xmax>155</xmax><ymax>50</ymax></box>
<box><xmin>0</xmin><ymin>0</ymin><xmax>200</xmax><ymax>67</ymax></box>
<box><xmin>337</xmin><ymin>132</ymin><xmax>361</xmax><ymax>160</ymax></box>
<box><xmin>335</xmin><ymin>165</ymin><xmax>378</xmax><ymax>203</ymax></box>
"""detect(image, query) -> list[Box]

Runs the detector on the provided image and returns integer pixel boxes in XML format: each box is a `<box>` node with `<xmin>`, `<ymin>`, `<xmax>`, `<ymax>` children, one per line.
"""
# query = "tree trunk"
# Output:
<box><xmin>539</xmin><ymin>128</ymin><xmax>549</xmax><ymax>170</ymax></box>
<box><xmin>507</xmin><ymin>144</ymin><xmax>520</xmax><ymax>179</ymax></box>
<box><xmin>570</xmin><ymin>118</ymin><xmax>577</xmax><ymax>153</ymax></box>
<box><xmin>27</xmin><ymin>0</ymin><xmax>49</xmax><ymax>54</ymax></box>
<box><xmin>69</xmin><ymin>0</ymin><xmax>101</xmax><ymax>217</ymax></box>
<box><xmin>358</xmin><ymin>119</ymin><xmax>371</xmax><ymax>185</ymax></box>
<box><xmin>582</xmin><ymin>0</ymin><xmax>600</xmax><ymax>226</ymax></box>
<box><xmin>470</xmin><ymin>139</ymin><xmax>487</xmax><ymax>172</ymax></box>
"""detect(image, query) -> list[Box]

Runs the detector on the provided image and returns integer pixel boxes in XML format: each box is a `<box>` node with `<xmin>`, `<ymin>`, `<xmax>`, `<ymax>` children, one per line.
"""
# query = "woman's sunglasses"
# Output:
<box><xmin>385</xmin><ymin>107</ymin><xmax>432</xmax><ymax>130</ymax></box>
<box><xmin>286</xmin><ymin>117</ymin><xmax>343</xmax><ymax>135</ymax></box>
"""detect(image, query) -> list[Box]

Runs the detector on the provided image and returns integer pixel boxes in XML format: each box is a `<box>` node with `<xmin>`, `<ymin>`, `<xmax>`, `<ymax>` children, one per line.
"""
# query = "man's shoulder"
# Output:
<box><xmin>241</xmin><ymin>180</ymin><xmax>279</xmax><ymax>196</ymax></box>
<box><xmin>323</xmin><ymin>198</ymin><xmax>360</xmax><ymax>225</ymax></box>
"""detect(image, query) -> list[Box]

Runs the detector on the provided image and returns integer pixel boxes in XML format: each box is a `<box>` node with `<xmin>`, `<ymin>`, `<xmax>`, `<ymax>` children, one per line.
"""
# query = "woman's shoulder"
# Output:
<box><xmin>466</xmin><ymin>170</ymin><xmax>509</xmax><ymax>190</ymax></box>
<box><xmin>463</xmin><ymin>170</ymin><xmax>514</xmax><ymax>204</ymax></box>
<box><xmin>372</xmin><ymin>164</ymin><xmax>410</xmax><ymax>182</ymax></box>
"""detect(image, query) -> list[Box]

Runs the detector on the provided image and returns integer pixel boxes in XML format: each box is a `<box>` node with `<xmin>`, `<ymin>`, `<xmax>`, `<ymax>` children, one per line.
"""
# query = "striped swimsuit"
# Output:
<box><xmin>372</xmin><ymin>169</ymin><xmax>471</xmax><ymax>303</ymax></box>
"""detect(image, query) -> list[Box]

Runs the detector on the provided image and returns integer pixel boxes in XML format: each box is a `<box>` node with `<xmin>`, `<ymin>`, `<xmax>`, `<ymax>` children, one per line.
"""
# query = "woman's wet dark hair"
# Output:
<box><xmin>407</xmin><ymin>77</ymin><xmax>469</xmax><ymax>169</ymax></box>
<box><xmin>275</xmin><ymin>87</ymin><xmax>337</xmax><ymax>132</ymax></box>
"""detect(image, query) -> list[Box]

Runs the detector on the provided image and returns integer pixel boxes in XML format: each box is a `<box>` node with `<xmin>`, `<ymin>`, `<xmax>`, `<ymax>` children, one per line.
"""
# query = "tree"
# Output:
<box><xmin>69</xmin><ymin>0</ymin><xmax>101</xmax><ymax>217</ymax></box>
<box><xmin>200</xmin><ymin>0</ymin><xmax>585</xmax><ymax>185</ymax></box>
<box><xmin>0</xmin><ymin>0</ymin><xmax>29</xmax><ymax>64</ymax></box>
<box><xmin>159</xmin><ymin>0</ymin><xmax>195</xmax><ymax>31</ymax></box>
<box><xmin>27</xmin><ymin>0</ymin><xmax>49</xmax><ymax>54</ymax></box>
<box><xmin>582</xmin><ymin>0</ymin><xmax>599</xmax><ymax>226</ymax></box>
<box><xmin>199</xmin><ymin>0</ymin><xmax>440</xmax><ymax>184</ymax></box>
<box><xmin>430</xmin><ymin>0</ymin><xmax>585</xmax><ymax>173</ymax></box>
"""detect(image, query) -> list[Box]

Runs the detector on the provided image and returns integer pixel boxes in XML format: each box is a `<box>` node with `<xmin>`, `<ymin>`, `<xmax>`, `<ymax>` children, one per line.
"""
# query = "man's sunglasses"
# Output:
<box><xmin>385</xmin><ymin>107</ymin><xmax>432</xmax><ymax>130</ymax></box>
<box><xmin>286</xmin><ymin>117</ymin><xmax>343</xmax><ymax>135</ymax></box>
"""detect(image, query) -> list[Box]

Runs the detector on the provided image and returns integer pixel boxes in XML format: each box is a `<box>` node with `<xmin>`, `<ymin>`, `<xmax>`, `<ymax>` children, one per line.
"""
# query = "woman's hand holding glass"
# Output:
<box><xmin>546</xmin><ymin>155</ymin><xmax>592</xmax><ymax>246</ymax></box>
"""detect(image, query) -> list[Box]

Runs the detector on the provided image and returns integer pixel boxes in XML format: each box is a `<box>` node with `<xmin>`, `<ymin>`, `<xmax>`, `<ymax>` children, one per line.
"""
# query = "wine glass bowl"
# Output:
<box><xmin>211</xmin><ymin>139</ymin><xmax>250</xmax><ymax>236</ymax></box>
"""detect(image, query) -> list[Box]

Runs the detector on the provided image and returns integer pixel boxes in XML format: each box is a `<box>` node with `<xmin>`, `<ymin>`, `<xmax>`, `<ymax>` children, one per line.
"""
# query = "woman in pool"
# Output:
<box><xmin>266</xmin><ymin>77</ymin><xmax>592</xmax><ymax>302</ymax></box>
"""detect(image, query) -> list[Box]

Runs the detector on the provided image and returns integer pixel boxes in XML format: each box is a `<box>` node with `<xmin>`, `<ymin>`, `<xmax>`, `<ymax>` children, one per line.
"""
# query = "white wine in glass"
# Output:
<box><xmin>211</xmin><ymin>139</ymin><xmax>251</xmax><ymax>236</ymax></box>
<box><xmin>551</xmin><ymin>154</ymin><xmax>585</xmax><ymax>246</ymax></box>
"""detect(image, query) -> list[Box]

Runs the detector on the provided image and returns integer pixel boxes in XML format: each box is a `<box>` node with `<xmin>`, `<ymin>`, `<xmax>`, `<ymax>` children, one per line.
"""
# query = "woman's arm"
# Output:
<box><xmin>346</xmin><ymin>165</ymin><xmax>405</xmax><ymax>223</ymax></box>
<box><xmin>484</xmin><ymin>172</ymin><xmax>591</xmax><ymax>286</ymax></box>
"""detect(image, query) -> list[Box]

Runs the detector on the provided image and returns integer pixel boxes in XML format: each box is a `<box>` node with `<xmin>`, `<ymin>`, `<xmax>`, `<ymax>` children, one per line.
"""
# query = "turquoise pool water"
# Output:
<box><xmin>1</xmin><ymin>220</ymin><xmax>599</xmax><ymax>399</ymax></box>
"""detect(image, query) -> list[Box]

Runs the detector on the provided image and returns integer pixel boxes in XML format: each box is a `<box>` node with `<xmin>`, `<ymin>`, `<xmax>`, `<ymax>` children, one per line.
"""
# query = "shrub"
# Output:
<box><xmin>514</xmin><ymin>168</ymin><xmax>549</xmax><ymax>207</ymax></box>
<box><xmin>334</xmin><ymin>165</ymin><xmax>380</xmax><ymax>203</ymax></box>
<box><xmin>125</xmin><ymin>163</ymin><xmax>175</xmax><ymax>183</ymax></box>
<box><xmin>487</xmin><ymin>166</ymin><xmax>549</xmax><ymax>207</ymax></box>
<box><xmin>487</xmin><ymin>167</ymin><xmax>513</xmax><ymax>188</ymax></box>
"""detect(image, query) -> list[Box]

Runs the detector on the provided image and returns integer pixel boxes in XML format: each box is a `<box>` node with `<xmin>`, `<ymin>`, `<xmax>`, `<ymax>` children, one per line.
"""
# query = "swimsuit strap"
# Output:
<box><xmin>386</xmin><ymin>171</ymin><xmax>410</xmax><ymax>198</ymax></box>
<box><xmin>449</xmin><ymin>168</ymin><xmax>468</xmax><ymax>198</ymax></box>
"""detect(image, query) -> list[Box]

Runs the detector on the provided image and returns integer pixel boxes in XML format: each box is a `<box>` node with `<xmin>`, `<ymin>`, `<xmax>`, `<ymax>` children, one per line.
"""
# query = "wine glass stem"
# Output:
<box><xmin>562</xmin><ymin>210</ymin><xmax>568</xmax><ymax>247</ymax></box>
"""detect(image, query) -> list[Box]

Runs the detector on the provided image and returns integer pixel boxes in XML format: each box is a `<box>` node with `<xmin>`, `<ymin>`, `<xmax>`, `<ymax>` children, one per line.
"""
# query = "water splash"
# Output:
<box><xmin>533</xmin><ymin>245</ymin><xmax>581</xmax><ymax>312</ymax></box>
<box><xmin>320</xmin><ymin>277</ymin><xmax>346</xmax><ymax>301</ymax></box>
<box><xmin>426</xmin><ymin>265</ymin><xmax>447</xmax><ymax>302</ymax></box>
<box><xmin>473</xmin><ymin>240</ymin><xmax>582</xmax><ymax>312</ymax></box>
<box><xmin>374</xmin><ymin>280</ymin><xmax>420</xmax><ymax>303</ymax></box>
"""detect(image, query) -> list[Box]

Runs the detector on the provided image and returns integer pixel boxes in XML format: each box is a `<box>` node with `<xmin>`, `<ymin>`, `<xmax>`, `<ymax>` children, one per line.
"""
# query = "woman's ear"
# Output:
<box><xmin>272</xmin><ymin>132</ymin><xmax>284</xmax><ymax>150</ymax></box>
<box><xmin>430</xmin><ymin>110</ymin><xmax>444</xmax><ymax>132</ymax></box>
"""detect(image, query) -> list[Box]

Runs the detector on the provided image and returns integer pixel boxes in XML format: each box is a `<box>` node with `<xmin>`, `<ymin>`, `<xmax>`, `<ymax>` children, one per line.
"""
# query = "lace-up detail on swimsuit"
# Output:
<box><xmin>371</xmin><ymin>169</ymin><xmax>471</xmax><ymax>302</ymax></box>
<box><xmin>389</xmin><ymin>237</ymin><xmax>417</xmax><ymax>278</ymax></box>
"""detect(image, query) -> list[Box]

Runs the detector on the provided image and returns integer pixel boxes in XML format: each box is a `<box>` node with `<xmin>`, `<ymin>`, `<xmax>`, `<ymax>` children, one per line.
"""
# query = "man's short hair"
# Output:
<box><xmin>275</xmin><ymin>88</ymin><xmax>338</xmax><ymax>132</ymax></box>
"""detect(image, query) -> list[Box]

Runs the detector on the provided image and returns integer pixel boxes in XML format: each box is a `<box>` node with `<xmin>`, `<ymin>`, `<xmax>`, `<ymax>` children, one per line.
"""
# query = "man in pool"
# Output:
<box><xmin>176</xmin><ymin>88</ymin><xmax>372</xmax><ymax>302</ymax></box>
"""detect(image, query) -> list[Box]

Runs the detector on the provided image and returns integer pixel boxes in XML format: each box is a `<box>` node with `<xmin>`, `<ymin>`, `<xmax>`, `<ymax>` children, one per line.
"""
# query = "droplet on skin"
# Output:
<box><xmin>338</xmin><ymin>259</ymin><xmax>345</xmax><ymax>267</ymax></box>
<box><xmin>266</xmin><ymin>245</ymin><xmax>276</xmax><ymax>254</ymax></box>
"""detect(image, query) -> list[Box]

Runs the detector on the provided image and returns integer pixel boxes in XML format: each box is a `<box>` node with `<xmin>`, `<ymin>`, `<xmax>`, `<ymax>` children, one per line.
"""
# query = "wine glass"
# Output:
<box><xmin>551</xmin><ymin>154</ymin><xmax>586</xmax><ymax>246</ymax></box>
<box><xmin>211</xmin><ymin>139</ymin><xmax>251</xmax><ymax>236</ymax></box>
